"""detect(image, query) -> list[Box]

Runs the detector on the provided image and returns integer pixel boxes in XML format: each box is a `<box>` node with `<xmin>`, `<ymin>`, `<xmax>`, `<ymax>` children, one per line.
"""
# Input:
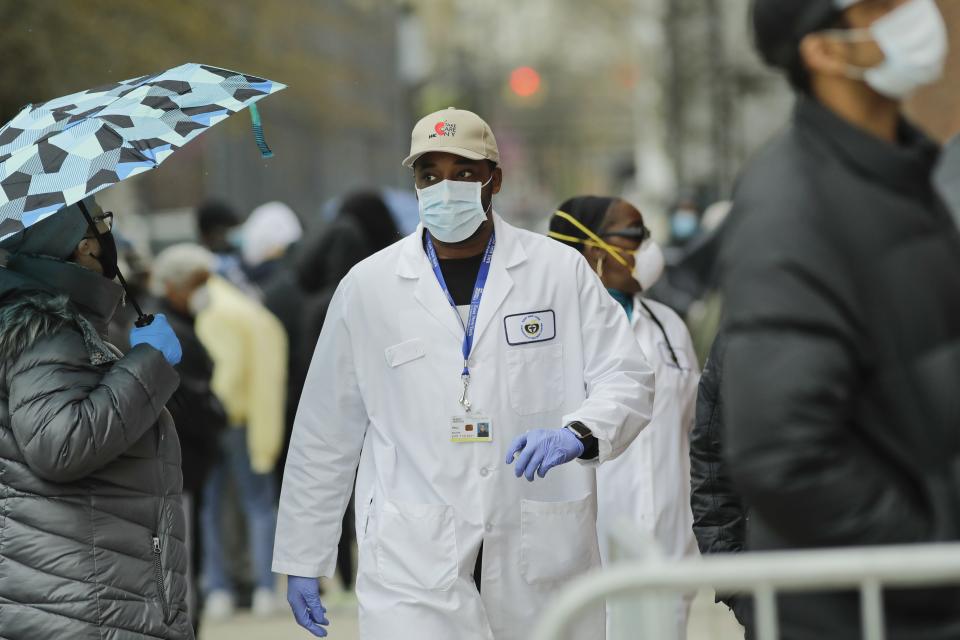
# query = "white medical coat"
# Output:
<box><xmin>596</xmin><ymin>297</ymin><xmax>701</xmax><ymax>639</ymax></box>
<box><xmin>273</xmin><ymin>214</ymin><xmax>655</xmax><ymax>640</ymax></box>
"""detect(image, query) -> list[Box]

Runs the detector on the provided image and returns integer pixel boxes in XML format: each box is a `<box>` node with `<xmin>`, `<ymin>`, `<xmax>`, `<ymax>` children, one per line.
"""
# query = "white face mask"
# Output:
<box><xmin>632</xmin><ymin>239</ymin><xmax>665</xmax><ymax>291</ymax></box>
<box><xmin>416</xmin><ymin>177</ymin><xmax>493</xmax><ymax>244</ymax></box>
<box><xmin>188</xmin><ymin>284</ymin><xmax>211</xmax><ymax>316</ymax></box>
<box><xmin>837</xmin><ymin>0</ymin><xmax>947</xmax><ymax>99</ymax></box>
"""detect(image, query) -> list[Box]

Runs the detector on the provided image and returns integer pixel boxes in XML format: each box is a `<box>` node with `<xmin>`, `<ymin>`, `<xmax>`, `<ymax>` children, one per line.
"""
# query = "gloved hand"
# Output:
<box><xmin>505</xmin><ymin>428</ymin><xmax>585</xmax><ymax>481</ymax></box>
<box><xmin>129</xmin><ymin>314</ymin><xmax>182</xmax><ymax>366</ymax></box>
<box><xmin>287</xmin><ymin>575</ymin><xmax>329</xmax><ymax>637</ymax></box>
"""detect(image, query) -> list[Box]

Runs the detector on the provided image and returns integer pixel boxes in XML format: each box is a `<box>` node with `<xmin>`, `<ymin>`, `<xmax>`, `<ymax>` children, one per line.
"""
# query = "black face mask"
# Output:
<box><xmin>95</xmin><ymin>231</ymin><xmax>119</xmax><ymax>280</ymax></box>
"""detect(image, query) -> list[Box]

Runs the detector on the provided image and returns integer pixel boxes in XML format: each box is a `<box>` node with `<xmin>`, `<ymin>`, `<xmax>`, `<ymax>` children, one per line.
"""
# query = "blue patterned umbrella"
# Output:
<box><xmin>0</xmin><ymin>62</ymin><xmax>285</xmax><ymax>240</ymax></box>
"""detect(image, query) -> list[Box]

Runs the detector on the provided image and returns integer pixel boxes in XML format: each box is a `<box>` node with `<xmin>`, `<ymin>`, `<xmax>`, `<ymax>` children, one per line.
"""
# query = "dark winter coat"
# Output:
<box><xmin>720</xmin><ymin>95</ymin><xmax>960</xmax><ymax>639</ymax></box>
<box><xmin>0</xmin><ymin>254</ymin><xmax>193</xmax><ymax>639</ymax></box>
<box><xmin>689</xmin><ymin>334</ymin><xmax>752</xmax><ymax>631</ymax></box>
<box><xmin>152</xmin><ymin>299</ymin><xmax>224</xmax><ymax>498</ymax></box>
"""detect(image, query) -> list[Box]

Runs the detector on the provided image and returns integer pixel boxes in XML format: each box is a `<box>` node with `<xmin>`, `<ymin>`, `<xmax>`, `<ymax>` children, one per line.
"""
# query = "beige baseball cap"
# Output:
<box><xmin>402</xmin><ymin>107</ymin><xmax>500</xmax><ymax>168</ymax></box>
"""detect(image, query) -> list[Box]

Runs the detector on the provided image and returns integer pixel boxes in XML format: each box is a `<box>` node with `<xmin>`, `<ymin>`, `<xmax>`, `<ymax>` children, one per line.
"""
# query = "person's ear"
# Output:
<box><xmin>800</xmin><ymin>32</ymin><xmax>853</xmax><ymax>79</ymax></box>
<box><xmin>583</xmin><ymin>244</ymin><xmax>604</xmax><ymax>269</ymax></box>
<box><xmin>491</xmin><ymin>166</ymin><xmax>503</xmax><ymax>195</ymax></box>
<box><xmin>74</xmin><ymin>237</ymin><xmax>98</xmax><ymax>259</ymax></box>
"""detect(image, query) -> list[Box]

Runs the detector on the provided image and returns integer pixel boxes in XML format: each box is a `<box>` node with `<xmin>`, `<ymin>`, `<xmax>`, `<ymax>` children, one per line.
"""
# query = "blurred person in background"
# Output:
<box><xmin>240</xmin><ymin>201</ymin><xmax>307</xmax><ymax>486</ymax></box>
<box><xmin>150</xmin><ymin>244</ymin><xmax>229</xmax><ymax>634</ymax></box>
<box><xmin>297</xmin><ymin>190</ymin><xmax>401</xmax><ymax>300</ymax></box>
<box><xmin>296</xmin><ymin>190</ymin><xmax>402</xmax><ymax>391</ymax></box>
<box><xmin>549</xmin><ymin>195</ymin><xmax>701</xmax><ymax>640</ymax></box>
<box><xmin>291</xmin><ymin>190</ymin><xmax>401</xmax><ymax>596</ymax></box>
<box><xmin>667</xmin><ymin>193</ymin><xmax>702</xmax><ymax>249</ymax></box>
<box><xmin>0</xmin><ymin>199</ymin><xmax>192</xmax><ymax>639</ymax></box>
<box><xmin>721</xmin><ymin>0</ymin><xmax>960</xmax><ymax>637</ymax></box>
<box><xmin>195</xmin><ymin>200</ymin><xmax>260</xmax><ymax>298</ymax></box>
<box><xmin>188</xmin><ymin>242</ymin><xmax>289</xmax><ymax>619</ymax></box>
<box><xmin>683</xmin><ymin>201</ymin><xmax>734</xmax><ymax>362</ymax></box>
<box><xmin>645</xmin><ymin>192</ymin><xmax>705</xmax><ymax>320</ymax></box>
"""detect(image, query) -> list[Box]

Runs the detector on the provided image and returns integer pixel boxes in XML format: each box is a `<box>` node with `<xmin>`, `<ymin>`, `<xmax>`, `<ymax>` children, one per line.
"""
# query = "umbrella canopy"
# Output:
<box><xmin>0</xmin><ymin>62</ymin><xmax>285</xmax><ymax>242</ymax></box>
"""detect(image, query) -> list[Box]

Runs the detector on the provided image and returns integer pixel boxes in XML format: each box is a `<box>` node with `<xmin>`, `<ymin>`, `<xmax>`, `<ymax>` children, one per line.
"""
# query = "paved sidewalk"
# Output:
<box><xmin>199</xmin><ymin>585</ymin><xmax>745</xmax><ymax>640</ymax></box>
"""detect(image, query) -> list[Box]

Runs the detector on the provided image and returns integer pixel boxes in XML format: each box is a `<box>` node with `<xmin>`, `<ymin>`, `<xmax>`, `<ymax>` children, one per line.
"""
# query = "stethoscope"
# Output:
<box><xmin>637</xmin><ymin>298</ymin><xmax>682</xmax><ymax>369</ymax></box>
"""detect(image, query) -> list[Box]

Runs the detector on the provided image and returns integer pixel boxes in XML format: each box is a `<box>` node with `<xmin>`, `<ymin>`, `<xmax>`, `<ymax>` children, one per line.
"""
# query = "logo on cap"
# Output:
<box><xmin>429</xmin><ymin>120</ymin><xmax>457</xmax><ymax>139</ymax></box>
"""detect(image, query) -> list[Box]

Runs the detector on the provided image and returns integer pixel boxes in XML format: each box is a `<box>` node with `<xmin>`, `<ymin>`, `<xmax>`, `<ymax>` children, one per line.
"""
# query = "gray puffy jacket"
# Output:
<box><xmin>0</xmin><ymin>256</ymin><xmax>193</xmax><ymax>640</ymax></box>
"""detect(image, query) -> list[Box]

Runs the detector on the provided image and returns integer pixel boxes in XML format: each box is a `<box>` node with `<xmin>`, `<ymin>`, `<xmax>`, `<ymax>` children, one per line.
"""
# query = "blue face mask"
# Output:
<box><xmin>417</xmin><ymin>176</ymin><xmax>493</xmax><ymax>243</ymax></box>
<box><xmin>670</xmin><ymin>209</ymin><xmax>699</xmax><ymax>242</ymax></box>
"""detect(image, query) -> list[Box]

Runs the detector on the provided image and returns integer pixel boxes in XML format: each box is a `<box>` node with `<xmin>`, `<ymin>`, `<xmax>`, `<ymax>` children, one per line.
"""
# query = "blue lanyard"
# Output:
<box><xmin>424</xmin><ymin>231</ymin><xmax>496</xmax><ymax>386</ymax></box>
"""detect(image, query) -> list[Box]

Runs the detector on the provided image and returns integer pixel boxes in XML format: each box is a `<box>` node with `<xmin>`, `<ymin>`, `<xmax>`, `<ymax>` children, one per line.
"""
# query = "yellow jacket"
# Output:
<box><xmin>196</xmin><ymin>276</ymin><xmax>288</xmax><ymax>474</ymax></box>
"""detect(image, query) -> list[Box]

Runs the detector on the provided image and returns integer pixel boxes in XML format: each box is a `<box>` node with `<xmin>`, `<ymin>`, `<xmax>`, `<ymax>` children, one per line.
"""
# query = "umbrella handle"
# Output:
<box><xmin>134</xmin><ymin>313</ymin><xmax>155</xmax><ymax>328</ymax></box>
<box><xmin>115</xmin><ymin>269</ymin><xmax>152</xmax><ymax>326</ymax></box>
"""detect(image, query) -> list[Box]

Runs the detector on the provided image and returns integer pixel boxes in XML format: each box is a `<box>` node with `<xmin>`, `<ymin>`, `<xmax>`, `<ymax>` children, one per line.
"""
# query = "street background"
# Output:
<box><xmin>199</xmin><ymin>581</ymin><xmax>745</xmax><ymax>640</ymax></box>
<box><xmin>7</xmin><ymin>1</ymin><xmax>959</xmax><ymax>251</ymax></box>
<box><xmin>4</xmin><ymin>2</ymin><xmax>960</xmax><ymax>639</ymax></box>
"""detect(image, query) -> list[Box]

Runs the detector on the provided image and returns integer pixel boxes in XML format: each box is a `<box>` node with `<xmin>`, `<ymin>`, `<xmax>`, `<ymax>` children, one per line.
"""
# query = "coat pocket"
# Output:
<box><xmin>376</xmin><ymin>500</ymin><xmax>459</xmax><ymax>591</ymax></box>
<box><xmin>384</xmin><ymin>338</ymin><xmax>426</xmax><ymax>368</ymax></box>
<box><xmin>505</xmin><ymin>343</ymin><xmax>564</xmax><ymax>415</ymax></box>
<box><xmin>520</xmin><ymin>495</ymin><xmax>598</xmax><ymax>585</ymax></box>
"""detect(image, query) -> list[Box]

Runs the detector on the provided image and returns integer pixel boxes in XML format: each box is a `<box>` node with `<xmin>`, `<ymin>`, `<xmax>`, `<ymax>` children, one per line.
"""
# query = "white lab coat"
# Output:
<box><xmin>596</xmin><ymin>297</ymin><xmax>701</xmax><ymax>639</ymax></box>
<box><xmin>273</xmin><ymin>214</ymin><xmax>655</xmax><ymax>640</ymax></box>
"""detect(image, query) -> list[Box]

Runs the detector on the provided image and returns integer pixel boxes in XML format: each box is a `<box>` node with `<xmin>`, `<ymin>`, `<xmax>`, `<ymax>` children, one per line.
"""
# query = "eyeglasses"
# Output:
<box><xmin>603</xmin><ymin>225</ymin><xmax>651</xmax><ymax>244</ymax></box>
<box><xmin>82</xmin><ymin>212</ymin><xmax>114</xmax><ymax>239</ymax></box>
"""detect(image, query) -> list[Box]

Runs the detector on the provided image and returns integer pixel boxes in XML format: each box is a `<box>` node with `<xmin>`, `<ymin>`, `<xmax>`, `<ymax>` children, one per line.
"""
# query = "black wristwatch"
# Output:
<box><xmin>565</xmin><ymin>421</ymin><xmax>599</xmax><ymax>460</ymax></box>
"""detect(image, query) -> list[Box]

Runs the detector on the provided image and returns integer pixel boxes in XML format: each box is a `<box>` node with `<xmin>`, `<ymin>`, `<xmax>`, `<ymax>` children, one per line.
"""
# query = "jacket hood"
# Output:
<box><xmin>0</xmin><ymin>253</ymin><xmax>124</xmax><ymax>336</ymax></box>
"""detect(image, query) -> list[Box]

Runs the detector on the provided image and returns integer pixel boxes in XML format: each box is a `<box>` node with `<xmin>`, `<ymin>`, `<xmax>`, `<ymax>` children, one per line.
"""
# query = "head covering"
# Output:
<box><xmin>0</xmin><ymin>196</ymin><xmax>100</xmax><ymax>259</ymax></box>
<box><xmin>752</xmin><ymin>0</ymin><xmax>842</xmax><ymax>71</ymax></box>
<box><xmin>149</xmin><ymin>243</ymin><xmax>216</xmax><ymax>297</ymax></box>
<box><xmin>403</xmin><ymin>107</ymin><xmax>500</xmax><ymax>168</ymax></box>
<box><xmin>338</xmin><ymin>191</ymin><xmax>400</xmax><ymax>253</ymax></box>
<box><xmin>549</xmin><ymin>196</ymin><xmax>616</xmax><ymax>252</ymax></box>
<box><xmin>241</xmin><ymin>201</ymin><xmax>303</xmax><ymax>267</ymax></box>
<box><xmin>196</xmin><ymin>200</ymin><xmax>240</xmax><ymax>235</ymax></box>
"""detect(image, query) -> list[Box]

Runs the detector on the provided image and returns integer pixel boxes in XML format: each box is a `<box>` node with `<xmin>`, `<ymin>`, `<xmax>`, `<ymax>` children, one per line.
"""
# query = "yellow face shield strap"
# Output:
<box><xmin>547</xmin><ymin>210</ymin><xmax>630</xmax><ymax>267</ymax></box>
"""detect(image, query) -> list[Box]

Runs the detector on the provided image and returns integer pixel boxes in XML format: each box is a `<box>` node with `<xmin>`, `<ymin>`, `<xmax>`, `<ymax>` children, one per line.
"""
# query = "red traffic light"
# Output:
<box><xmin>509</xmin><ymin>66</ymin><xmax>541</xmax><ymax>97</ymax></box>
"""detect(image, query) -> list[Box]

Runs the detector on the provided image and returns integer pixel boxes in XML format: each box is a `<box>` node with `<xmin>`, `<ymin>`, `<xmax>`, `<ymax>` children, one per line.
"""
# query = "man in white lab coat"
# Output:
<box><xmin>273</xmin><ymin>107</ymin><xmax>655</xmax><ymax>640</ymax></box>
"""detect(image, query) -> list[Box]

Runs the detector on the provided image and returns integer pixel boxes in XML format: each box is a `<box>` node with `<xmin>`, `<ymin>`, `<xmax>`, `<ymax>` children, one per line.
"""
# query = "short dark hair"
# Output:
<box><xmin>196</xmin><ymin>200</ymin><xmax>239</xmax><ymax>235</ymax></box>
<box><xmin>338</xmin><ymin>191</ymin><xmax>399</xmax><ymax>253</ymax></box>
<box><xmin>751</xmin><ymin>0</ymin><xmax>841</xmax><ymax>93</ymax></box>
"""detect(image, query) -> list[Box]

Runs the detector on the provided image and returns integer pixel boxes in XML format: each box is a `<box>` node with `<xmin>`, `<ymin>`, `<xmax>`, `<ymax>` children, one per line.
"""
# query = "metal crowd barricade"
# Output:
<box><xmin>531</xmin><ymin>521</ymin><xmax>960</xmax><ymax>640</ymax></box>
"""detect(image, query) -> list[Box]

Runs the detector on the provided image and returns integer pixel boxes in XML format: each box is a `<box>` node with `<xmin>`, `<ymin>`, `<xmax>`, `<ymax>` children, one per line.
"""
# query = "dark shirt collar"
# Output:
<box><xmin>795</xmin><ymin>94</ymin><xmax>940</xmax><ymax>195</ymax></box>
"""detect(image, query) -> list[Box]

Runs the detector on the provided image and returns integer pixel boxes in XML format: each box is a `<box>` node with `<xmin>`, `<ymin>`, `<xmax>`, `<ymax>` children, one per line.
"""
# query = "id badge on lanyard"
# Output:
<box><xmin>424</xmin><ymin>231</ymin><xmax>496</xmax><ymax>443</ymax></box>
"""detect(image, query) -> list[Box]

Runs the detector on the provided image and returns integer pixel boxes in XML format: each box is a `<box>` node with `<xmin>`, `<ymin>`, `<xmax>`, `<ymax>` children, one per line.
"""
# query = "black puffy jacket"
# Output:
<box><xmin>0</xmin><ymin>256</ymin><xmax>193</xmax><ymax>639</ymax></box>
<box><xmin>690</xmin><ymin>334</ymin><xmax>752</xmax><ymax>630</ymax></box>
<box><xmin>721</xmin><ymin>95</ymin><xmax>960</xmax><ymax>639</ymax></box>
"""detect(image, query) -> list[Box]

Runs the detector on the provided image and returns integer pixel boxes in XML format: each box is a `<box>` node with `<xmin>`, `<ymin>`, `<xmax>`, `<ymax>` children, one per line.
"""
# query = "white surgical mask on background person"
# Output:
<box><xmin>632</xmin><ymin>239</ymin><xmax>665</xmax><ymax>291</ymax></box>
<box><xmin>188</xmin><ymin>284</ymin><xmax>211</xmax><ymax>316</ymax></box>
<box><xmin>835</xmin><ymin>0</ymin><xmax>948</xmax><ymax>99</ymax></box>
<box><xmin>416</xmin><ymin>176</ymin><xmax>493</xmax><ymax>243</ymax></box>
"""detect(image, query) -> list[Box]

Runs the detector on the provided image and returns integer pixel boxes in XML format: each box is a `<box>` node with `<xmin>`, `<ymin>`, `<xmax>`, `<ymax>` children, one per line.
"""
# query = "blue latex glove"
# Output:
<box><xmin>505</xmin><ymin>428</ymin><xmax>585</xmax><ymax>481</ymax></box>
<box><xmin>287</xmin><ymin>575</ymin><xmax>329</xmax><ymax>637</ymax></box>
<box><xmin>129</xmin><ymin>314</ymin><xmax>182</xmax><ymax>366</ymax></box>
